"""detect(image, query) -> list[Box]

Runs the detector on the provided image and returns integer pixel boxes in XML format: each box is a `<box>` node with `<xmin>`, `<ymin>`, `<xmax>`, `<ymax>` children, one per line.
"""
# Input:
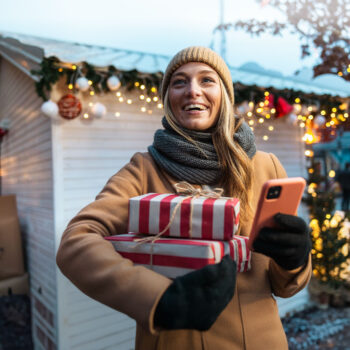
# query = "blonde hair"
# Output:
<box><xmin>163</xmin><ymin>79</ymin><xmax>254</xmax><ymax>228</ymax></box>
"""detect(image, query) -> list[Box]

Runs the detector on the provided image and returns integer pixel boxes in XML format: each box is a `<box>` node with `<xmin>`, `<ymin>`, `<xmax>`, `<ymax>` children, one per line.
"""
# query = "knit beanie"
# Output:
<box><xmin>161</xmin><ymin>46</ymin><xmax>234</xmax><ymax>104</ymax></box>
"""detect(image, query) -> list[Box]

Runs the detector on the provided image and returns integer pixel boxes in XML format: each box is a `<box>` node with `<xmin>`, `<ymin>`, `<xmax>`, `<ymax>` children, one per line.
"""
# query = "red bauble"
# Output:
<box><xmin>58</xmin><ymin>94</ymin><xmax>82</xmax><ymax>119</ymax></box>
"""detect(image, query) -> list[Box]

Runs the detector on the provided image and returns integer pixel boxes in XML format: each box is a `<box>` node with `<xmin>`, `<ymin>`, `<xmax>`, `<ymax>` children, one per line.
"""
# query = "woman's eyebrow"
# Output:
<box><xmin>171</xmin><ymin>70</ymin><xmax>217</xmax><ymax>78</ymax></box>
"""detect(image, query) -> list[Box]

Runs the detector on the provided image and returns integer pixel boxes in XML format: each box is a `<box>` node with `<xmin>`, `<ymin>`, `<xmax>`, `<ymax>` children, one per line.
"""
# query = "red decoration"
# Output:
<box><xmin>58</xmin><ymin>94</ymin><xmax>82</xmax><ymax>119</ymax></box>
<box><xmin>0</xmin><ymin>128</ymin><xmax>8</xmax><ymax>138</ymax></box>
<box><xmin>266</xmin><ymin>94</ymin><xmax>294</xmax><ymax>118</ymax></box>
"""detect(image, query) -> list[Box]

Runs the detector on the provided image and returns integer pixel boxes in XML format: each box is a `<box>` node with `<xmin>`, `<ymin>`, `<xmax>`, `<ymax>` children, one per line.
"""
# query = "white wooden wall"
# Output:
<box><xmin>54</xmin><ymin>91</ymin><xmax>164</xmax><ymax>350</ymax></box>
<box><xmin>0</xmin><ymin>58</ymin><xmax>58</xmax><ymax>349</ymax></box>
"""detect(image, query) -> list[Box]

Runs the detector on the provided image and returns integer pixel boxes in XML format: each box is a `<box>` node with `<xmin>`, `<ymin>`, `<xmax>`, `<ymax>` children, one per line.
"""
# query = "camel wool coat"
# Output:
<box><xmin>56</xmin><ymin>150</ymin><xmax>312</xmax><ymax>350</ymax></box>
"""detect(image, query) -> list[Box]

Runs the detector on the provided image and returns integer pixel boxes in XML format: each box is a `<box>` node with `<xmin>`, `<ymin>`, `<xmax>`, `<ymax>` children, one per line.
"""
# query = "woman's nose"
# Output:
<box><xmin>186</xmin><ymin>80</ymin><xmax>201</xmax><ymax>97</ymax></box>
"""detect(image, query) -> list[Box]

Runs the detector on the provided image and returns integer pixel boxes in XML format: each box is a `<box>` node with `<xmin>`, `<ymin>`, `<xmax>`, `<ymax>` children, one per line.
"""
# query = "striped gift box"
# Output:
<box><xmin>105</xmin><ymin>234</ymin><xmax>251</xmax><ymax>279</ymax></box>
<box><xmin>128</xmin><ymin>193</ymin><xmax>240</xmax><ymax>240</ymax></box>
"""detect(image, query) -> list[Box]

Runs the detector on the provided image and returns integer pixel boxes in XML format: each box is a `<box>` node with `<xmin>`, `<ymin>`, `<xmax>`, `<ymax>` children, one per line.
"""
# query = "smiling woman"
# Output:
<box><xmin>167</xmin><ymin>63</ymin><xmax>222</xmax><ymax>131</ymax></box>
<box><xmin>56</xmin><ymin>46</ymin><xmax>312</xmax><ymax>350</ymax></box>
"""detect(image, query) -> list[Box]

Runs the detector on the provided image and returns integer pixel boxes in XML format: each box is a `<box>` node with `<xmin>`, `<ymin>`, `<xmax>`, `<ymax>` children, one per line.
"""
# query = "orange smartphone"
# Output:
<box><xmin>247</xmin><ymin>177</ymin><xmax>306</xmax><ymax>250</ymax></box>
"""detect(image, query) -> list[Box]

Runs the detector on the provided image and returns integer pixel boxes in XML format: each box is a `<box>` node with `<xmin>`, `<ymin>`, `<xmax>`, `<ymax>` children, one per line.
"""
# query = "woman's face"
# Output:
<box><xmin>168</xmin><ymin>62</ymin><xmax>222</xmax><ymax>131</ymax></box>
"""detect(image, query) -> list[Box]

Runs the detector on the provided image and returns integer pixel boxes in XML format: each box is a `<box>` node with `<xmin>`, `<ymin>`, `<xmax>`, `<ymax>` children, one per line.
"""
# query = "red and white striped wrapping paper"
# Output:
<box><xmin>128</xmin><ymin>193</ymin><xmax>240</xmax><ymax>240</ymax></box>
<box><xmin>105</xmin><ymin>234</ymin><xmax>251</xmax><ymax>279</ymax></box>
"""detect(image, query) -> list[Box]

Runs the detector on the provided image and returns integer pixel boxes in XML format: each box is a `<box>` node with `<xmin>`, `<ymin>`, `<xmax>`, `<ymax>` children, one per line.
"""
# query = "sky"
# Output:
<box><xmin>0</xmin><ymin>0</ymin><xmax>320</xmax><ymax>75</ymax></box>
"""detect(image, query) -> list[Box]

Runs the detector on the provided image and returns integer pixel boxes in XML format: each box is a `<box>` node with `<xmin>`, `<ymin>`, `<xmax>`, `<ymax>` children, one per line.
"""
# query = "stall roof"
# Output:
<box><xmin>1</xmin><ymin>31</ymin><xmax>350</xmax><ymax>98</ymax></box>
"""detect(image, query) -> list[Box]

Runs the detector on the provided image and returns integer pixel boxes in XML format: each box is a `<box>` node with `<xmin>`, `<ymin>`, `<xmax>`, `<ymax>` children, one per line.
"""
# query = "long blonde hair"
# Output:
<box><xmin>163</xmin><ymin>79</ymin><xmax>254</xmax><ymax>227</ymax></box>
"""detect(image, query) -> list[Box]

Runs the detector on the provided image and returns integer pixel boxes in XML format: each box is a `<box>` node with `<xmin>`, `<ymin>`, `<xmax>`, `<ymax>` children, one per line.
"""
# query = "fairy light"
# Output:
<box><xmin>329</xmin><ymin>170</ymin><xmax>336</xmax><ymax>178</ymax></box>
<box><xmin>345</xmin><ymin>113</ymin><xmax>349</xmax><ymax>118</ymax></box>
<box><xmin>58</xmin><ymin>68</ymin><xmax>63</xmax><ymax>72</ymax></box>
<box><xmin>248</xmin><ymin>120</ymin><xmax>254</xmax><ymax>126</ymax></box>
<box><xmin>312</xmin><ymin>192</ymin><xmax>317</xmax><ymax>197</ymax></box>
<box><xmin>308</xmin><ymin>115</ymin><xmax>313</xmax><ymax>120</ymax></box>
<box><xmin>256</xmin><ymin>108</ymin><xmax>263</xmax><ymax>113</ymax></box>
<box><xmin>153</xmin><ymin>96</ymin><xmax>159</xmax><ymax>102</ymax></box>
<box><xmin>326</xmin><ymin>122</ymin><xmax>331</xmax><ymax>127</ymax></box>
<box><xmin>119</xmin><ymin>97</ymin><xmax>124</xmax><ymax>102</ymax></box>
<box><xmin>134</xmin><ymin>82</ymin><xmax>140</xmax><ymax>87</ymax></box>
<box><xmin>271</xmin><ymin>108</ymin><xmax>276</xmax><ymax>114</ymax></box>
<box><xmin>90</xmin><ymin>91</ymin><xmax>94</xmax><ymax>96</ymax></box>
<box><xmin>321</xmin><ymin>110</ymin><xmax>326</xmax><ymax>115</ymax></box>
<box><xmin>259</xmin><ymin>102</ymin><xmax>265</xmax><ymax>107</ymax></box>
<box><xmin>146</xmin><ymin>97</ymin><xmax>151</xmax><ymax>103</ymax></box>
<box><xmin>263</xmin><ymin>135</ymin><xmax>269</xmax><ymax>141</ymax></box>
<box><xmin>148</xmin><ymin>110</ymin><xmax>153</xmax><ymax>114</ymax></box>
<box><xmin>250</xmin><ymin>127</ymin><xmax>254</xmax><ymax>131</ymax></box>
<box><xmin>83</xmin><ymin>113</ymin><xmax>89</xmax><ymax>119</ymax></box>
<box><xmin>303</xmin><ymin>132</ymin><xmax>315</xmax><ymax>144</ymax></box>
<box><xmin>305</xmin><ymin>150</ymin><xmax>314</xmax><ymax>157</ymax></box>
<box><xmin>264</xmin><ymin>91</ymin><xmax>269</xmax><ymax>96</ymax></box>
<box><xmin>88</xmin><ymin>80</ymin><xmax>93</xmax><ymax>86</ymax></box>
<box><xmin>326</xmin><ymin>214</ymin><xmax>331</xmax><ymax>219</ymax></box>
<box><xmin>72</xmin><ymin>65</ymin><xmax>77</xmax><ymax>70</ymax></box>
<box><xmin>330</xmin><ymin>120</ymin><xmax>335</xmax><ymax>125</ymax></box>
<box><xmin>308</xmin><ymin>106</ymin><xmax>313</xmax><ymax>111</ymax></box>
<box><xmin>248</xmin><ymin>101</ymin><xmax>254</xmax><ymax>109</ymax></box>
<box><xmin>116</xmin><ymin>92</ymin><xmax>121</xmax><ymax>97</ymax></box>
<box><xmin>140</xmin><ymin>95</ymin><xmax>145</xmax><ymax>100</ymax></box>
<box><xmin>68</xmin><ymin>83</ymin><xmax>73</xmax><ymax>90</ymax></box>
<box><xmin>265</xmin><ymin>114</ymin><xmax>271</xmax><ymax>119</ymax></box>
<box><xmin>88</xmin><ymin>102</ymin><xmax>93</xmax><ymax>107</ymax></box>
<box><xmin>151</xmin><ymin>87</ymin><xmax>157</xmax><ymax>93</ymax></box>
<box><xmin>308</xmin><ymin>168</ymin><xmax>314</xmax><ymax>174</ymax></box>
<box><xmin>300</xmin><ymin>122</ymin><xmax>305</xmax><ymax>128</ymax></box>
<box><xmin>127</xmin><ymin>99</ymin><xmax>132</xmax><ymax>104</ymax></box>
<box><xmin>295</xmin><ymin>98</ymin><xmax>301</xmax><ymax>103</ymax></box>
<box><xmin>268</xmin><ymin>126</ymin><xmax>274</xmax><ymax>131</ymax></box>
<box><xmin>140</xmin><ymin>84</ymin><xmax>145</xmax><ymax>90</ymax></box>
<box><xmin>115</xmin><ymin>112</ymin><xmax>121</xmax><ymax>118</ymax></box>
<box><xmin>332</xmin><ymin>107</ymin><xmax>337</xmax><ymax>112</ymax></box>
<box><xmin>247</xmin><ymin>112</ymin><xmax>253</xmax><ymax>117</ymax></box>
<box><xmin>141</xmin><ymin>107</ymin><xmax>146</xmax><ymax>112</ymax></box>
<box><xmin>338</xmin><ymin>72</ymin><xmax>343</xmax><ymax>76</ymax></box>
<box><xmin>298</xmin><ymin>115</ymin><xmax>303</xmax><ymax>120</ymax></box>
<box><xmin>157</xmin><ymin>103</ymin><xmax>163</xmax><ymax>109</ymax></box>
<box><xmin>258</xmin><ymin>117</ymin><xmax>264</xmax><ymax>123</ymax></box>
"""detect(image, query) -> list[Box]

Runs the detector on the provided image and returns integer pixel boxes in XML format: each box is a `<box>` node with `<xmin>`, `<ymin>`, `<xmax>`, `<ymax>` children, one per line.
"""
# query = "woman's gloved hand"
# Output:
<box><xmin>253</xmin><ymin>213</ymin><xmax>311</xmax><ymax>270</ymax></box>
<box><xmin>154</xmin><ymin>255</ymin><xmax>236</xmax><ymax>331</ymax></box>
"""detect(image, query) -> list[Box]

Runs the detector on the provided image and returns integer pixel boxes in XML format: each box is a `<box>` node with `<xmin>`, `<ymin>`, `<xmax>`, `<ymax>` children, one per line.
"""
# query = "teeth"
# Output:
<box><xmin>184</xmin><ymin>104</ymin><xmax>207</xmax><ymax>111</ymax></box>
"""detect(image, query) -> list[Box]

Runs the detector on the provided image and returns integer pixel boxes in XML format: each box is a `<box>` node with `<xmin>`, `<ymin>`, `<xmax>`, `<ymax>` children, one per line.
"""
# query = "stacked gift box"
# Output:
<box><xmin>106</xmin><ymin>191</ymin><xmax>251</xmax><ymax>279</ymax></box>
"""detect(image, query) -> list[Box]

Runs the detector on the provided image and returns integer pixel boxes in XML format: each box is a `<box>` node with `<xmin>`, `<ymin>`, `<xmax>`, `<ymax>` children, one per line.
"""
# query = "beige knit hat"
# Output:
<box><xmin>161</xmin><ymin>46</ymin><xmax>234</xmax><ymax>104</ymax></box>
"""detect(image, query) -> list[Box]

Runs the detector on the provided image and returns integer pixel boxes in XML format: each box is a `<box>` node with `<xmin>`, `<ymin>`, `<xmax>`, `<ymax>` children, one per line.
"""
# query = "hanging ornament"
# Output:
<box><xmin>91</xmin><ymin>102</ymin><xmax>107</xmax><ymax>118</ymax></box>
<box><xmin>107</xmin><ymin>76</ymin><xmax>121</xmax><ymax>91</ymax></box>
<box><xmin>266</xmin><ymin>94</ymin><xmax>293</xmax><ymax>118</ymax></box>
<box><xmin>314</xmin><ymin>115</ymin><xmax>326</xmax><ymax>128</ymax></box>
<box><xmin>58</xmin><ymin>94</ymin><xmax>82</xmax><ymax>120</ymax></box>
<box><xmin>75</xmin><ymin>77</ymin><xmax>90</xmax><ymax>92</ymax></box>
<box><xmin>41</xmin><ymin>100</ymin><xmax>59</xmax><ymax>119</ymax></box>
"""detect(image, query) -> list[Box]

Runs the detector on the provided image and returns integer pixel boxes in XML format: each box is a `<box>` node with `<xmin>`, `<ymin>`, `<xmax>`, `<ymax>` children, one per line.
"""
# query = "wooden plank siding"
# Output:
<box><xmin>0</xmin><ymin>58</ymin><xmax>57</xmax><ymax>350</ymax></box>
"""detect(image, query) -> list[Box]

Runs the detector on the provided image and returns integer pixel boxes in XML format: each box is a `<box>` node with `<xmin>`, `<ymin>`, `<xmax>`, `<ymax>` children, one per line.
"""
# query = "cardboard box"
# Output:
<box><xmin>0</xmin><ymin>195</ymin><xmax>25</xmax><ymax>280</ymax></box>
<box><xmin>0</xmin><ymin>273</ymin><xmax>29</xmax><ymax>296</ymax></box>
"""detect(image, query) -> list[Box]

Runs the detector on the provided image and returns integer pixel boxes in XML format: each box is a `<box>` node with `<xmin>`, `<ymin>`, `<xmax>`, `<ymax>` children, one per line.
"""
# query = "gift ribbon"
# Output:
<box><xmin>135</xmin><ymin>181</ymin><xmax>224</xmax><ymax>245</ymax></box>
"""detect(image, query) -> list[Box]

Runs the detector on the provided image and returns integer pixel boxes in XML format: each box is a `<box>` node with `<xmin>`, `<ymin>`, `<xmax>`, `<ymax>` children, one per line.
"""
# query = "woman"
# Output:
<box><xmin>56</xmin><ymin>46</ymin><xmax>312</xmax><ymax>350</ymax></box>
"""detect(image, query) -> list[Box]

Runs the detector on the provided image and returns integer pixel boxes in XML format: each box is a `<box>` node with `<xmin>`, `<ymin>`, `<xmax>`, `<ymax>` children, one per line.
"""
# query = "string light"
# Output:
<box><xmin>258</xmin><ymin>118</ymin><xmax>264</xmax><ymax>124</ymax></box>
<box><xmin>295</xmin><ymin>98</ymin><xmax>301</xmax><ymax>103</ymax></box>
<box><xmin>329</xmin><ymin>170</ymin><xmax>336</xmax><ymax>178</ymax></box>
<box><xmin>157</xmin><ymin>103</ymin><xmax>163</xmax><ymax>109</ymax></box>
<box><xmin>72</xmin><ymin>65</ymin><xmax>77</xmax><ymax>70</ymax></box>
<box><xmin>300</xmin><ymin>122</ymin><xmax>305</xmax><ymax>127</ymax></box>
<box><xmin>271</xmin><ymin>108</ymin><xmax>276</xmax><ymax>114</ymax></box>
<box><xmin>90</xmin><ymin>91</ymin><xmax>94</xmax><ymax>96</ymax></box>
<box><xmin>321</xmin><ymin>110</ymin><xmax>326</xmax><ymax>115</ymax></box>
<box><xmin>265</xmin><ymin>114</ymin><xmax>271</xmax><ymax>119</ymax></box>
<box><xmin>268</xmin><ymin>126</ymin><xmax>274</xmax><ymax>131</ymax></box>
<box><xmin>247</xmin><ymin>112</ymin><xmax>253</xmax><ymax>117</ymax></box>
<box><xmin>68</xmin><ymin>84</ymin><xmax>73</xmax><ymax>90</ymax></box>
<box><xmin>127</xmin><ymin>99</ymin><xmax>132</xmax><ymax>104</ymax></box>
<box><xmin>58</xmin><ymin>68</ymin><xmax>63</xmax><ymax>72</ymax></box>
<box><xmin>146</xmin><ymin>97</ymin><xmax>151</xmax><ymax>103</ymax></box>
<box><xmin>305</xmin><ymin>150</ymin><xmax>314</xmax><ymax>157</ymax></box>
<box><xmin>140</xmin><ymin>95</ymin><xmax>145</xmax><ymax>100</ymax></box>
<box><xmin>88</xmin><ymin>80</ymin><xmax>93</xmax><ymax>86</ymax></box>
<box><xmin>248</xmin><ymin>120</ymin><xmax>254</xmax><ymax>126</ymax></box>
<box><xmin>115</xmin><ymin>112</ymin><xmax>121</xmax><ymax>117</ymax></box>
<box><xmin>332</xmin><ymin>107</ymin><xmax>337</xmax><ymax>112</ymax></box>
<box><xmin>134</xmin><ymin>82</ymin><xmax>140</xmax><ymax>87</ymax></box>
<box><xmin>88</xmin><ymin>102</ymin><xmax>93</xmax><ymax>107</ymax></box>
<box><xmin>263</xmin><ymin>135</ymin><xmax>269</xmax><ymax>141</ymax></box>
<box><xmin>153</xmin><ymin>96</ymin><xmax>159</xmax><ymax>102</ymax></box>
<box><xmin>264</xmin><ymin>91</ymin><xmax>269</xmax><ymax>96</ymax></box>
<box><xmin>116</xmin><ymin>92</ymin><xmax>121</xmax><ymax>97</ymax></box>
<box><xmin>119</xmin><ymin>97</ymin><xmax>124</xmax><ymax>102</ymax></box>
<box><xmin>83</xmin><ymin>113</ymin><xmax>89</xmax><ymax>119</ymax></box>
<box><xmin>140</xmin><ymin>85</ymin><xmax>145</xmax><ymax>90</ymax></box>
<box><xmin>141</xmin><ymin>107</ymin><xmax>146</xmax><ymax>112</ymax></box>
<box><xmin>151</xmin><ymin>87</ymin><xmax>157</xmax><ymax>93</ymax></box>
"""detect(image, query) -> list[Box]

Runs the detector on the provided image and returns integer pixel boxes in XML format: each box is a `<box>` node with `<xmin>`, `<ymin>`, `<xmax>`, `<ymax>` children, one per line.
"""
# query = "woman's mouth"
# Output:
<box><xmin>183</xmin><ymin>104</ymin><xmax>208</xmax><ymax>112</ymax></box>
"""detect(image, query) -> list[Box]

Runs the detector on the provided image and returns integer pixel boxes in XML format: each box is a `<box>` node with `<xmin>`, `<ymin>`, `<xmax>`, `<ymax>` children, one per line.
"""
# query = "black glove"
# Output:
<box><xmin>154</xmin><ymin>255</ymin><xmax>236</xmax><ymax>331</ymax></box>
<box><xmin>253</xmin><ymin>213</ymin><xmax>311</xmax><ymax>270</ymax></box>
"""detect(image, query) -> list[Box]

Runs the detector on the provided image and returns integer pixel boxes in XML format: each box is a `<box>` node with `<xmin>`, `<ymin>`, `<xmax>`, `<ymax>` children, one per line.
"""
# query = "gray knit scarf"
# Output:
<box><xmin>148</xmin><ymin>117</ymin><xmax>256</xmax><ymax>185</ymax></box>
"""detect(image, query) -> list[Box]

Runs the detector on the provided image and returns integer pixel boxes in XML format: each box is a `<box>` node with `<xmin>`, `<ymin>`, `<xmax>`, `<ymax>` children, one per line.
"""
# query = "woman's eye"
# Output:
<box><xmin>172</xmin><ymin>79</ymin><xmax>186</xmax><ymax>86</ymax></box>
<box><xmin>202</xmin><ymin>77</ymin><xmax>215</xmax><ymax>83</ymax></box>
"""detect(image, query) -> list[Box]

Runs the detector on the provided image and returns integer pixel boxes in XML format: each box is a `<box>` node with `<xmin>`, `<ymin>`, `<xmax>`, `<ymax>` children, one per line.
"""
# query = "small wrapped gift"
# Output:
<box><xmin>128</xmin><ymin>192</ymin><xmax>240</xmax><ymax>241</ymax></box>
<box><xmin>105</xmin><ymin>234</ymin><xmax>251</xmax><ymax>279</ymax></box>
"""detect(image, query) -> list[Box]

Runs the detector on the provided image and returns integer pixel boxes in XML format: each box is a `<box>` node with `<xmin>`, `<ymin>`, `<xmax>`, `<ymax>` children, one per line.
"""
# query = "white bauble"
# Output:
<box><xmin>287</xmin><ymin>113</ymin><xmax>298</xmax><ymax>125</ymax></box>
<box><xmin>76</xmin><ymin>77</ymin><xmax>90</xmax><ymax>92</ymax></box>
<box><xmin>314</xmin><ymin>114</ymin><xmax>326</xmax><ymax>127</ymax></box>
<box><xmin>91</xmin><ymin>102</ymin><xmax>107</xmax><ymax>118</ymax></box>
<box><xmin>41</xmin><ymin>100</ymin><xmax>59</xmax><ymax>119</ymax></box>
<box><xmin>107</xmin><ymin>76</ymin><xmax>121</xmax><ymax>91</ymax></box>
